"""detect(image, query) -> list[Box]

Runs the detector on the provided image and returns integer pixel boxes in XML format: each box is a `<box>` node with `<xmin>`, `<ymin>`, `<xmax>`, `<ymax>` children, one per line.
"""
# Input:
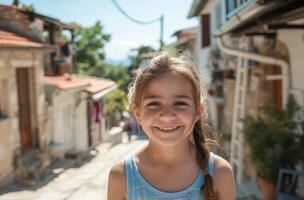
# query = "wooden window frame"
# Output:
<box><xmin>200</xmin><ymin>14</ymin><xmax>210</xmax><ymax>48</ymax></box>
<box><xmin>0</xmin><ymin>79</ymin><xmax>8</xmax><ymax>118</ymax></box>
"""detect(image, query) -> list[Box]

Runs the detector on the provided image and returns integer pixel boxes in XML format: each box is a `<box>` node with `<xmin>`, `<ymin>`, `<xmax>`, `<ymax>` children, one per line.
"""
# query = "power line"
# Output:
<box><xmin>110</xmin><ymin>0</ymin><xmax>164</xmax><ymax>50</ymax></box>
<box><xmin>111</xmin><ymin>0</ymin><xmax>160</xmax><ymax>25</ymax></box>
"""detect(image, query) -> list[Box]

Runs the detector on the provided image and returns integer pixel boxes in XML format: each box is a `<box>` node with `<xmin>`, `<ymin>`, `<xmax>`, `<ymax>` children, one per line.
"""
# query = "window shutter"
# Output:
<box><xmin>201</xmin><ymin>14</ymin><xmax>210</xmax><ymax>48</ymax></box>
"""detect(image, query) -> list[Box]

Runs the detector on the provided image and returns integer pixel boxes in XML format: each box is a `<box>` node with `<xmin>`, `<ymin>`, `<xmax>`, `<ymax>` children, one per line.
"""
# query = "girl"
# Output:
<box><xmin>107</xmin><ymin>52</ymin><xmax>235</xmax><ymax>200</ymax></box>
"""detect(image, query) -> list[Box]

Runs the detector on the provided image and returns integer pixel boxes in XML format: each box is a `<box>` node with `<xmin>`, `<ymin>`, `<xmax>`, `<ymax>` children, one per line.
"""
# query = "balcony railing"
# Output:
<box><xmin>225</xmin><ymin>0</ymin><xmax>253</xmax><ymax>20</ymax></box>
<box><xmin>276</xmin><ymin>169</ymin><xmax>304</xmax><ymax>200</ymax></box>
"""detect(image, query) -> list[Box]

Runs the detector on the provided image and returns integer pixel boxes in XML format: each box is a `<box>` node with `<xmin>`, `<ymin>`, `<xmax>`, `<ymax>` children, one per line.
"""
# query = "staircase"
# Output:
<box><xmin>15</xmin><ymin>149</ymin><xmax>51</xmax><ymax>186</ymax></box>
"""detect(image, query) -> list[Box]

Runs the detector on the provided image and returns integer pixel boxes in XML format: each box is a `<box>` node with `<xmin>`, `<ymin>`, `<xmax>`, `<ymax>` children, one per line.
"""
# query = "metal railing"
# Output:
<box><xmin>276</xmin><ymin>169</ymin><xmax>304</xmax><ymax>200</ymax></box>
<box><xmin>225</xmin><ymin>0</ymin><xmax>253</xmax><ymax>20</ymax></box>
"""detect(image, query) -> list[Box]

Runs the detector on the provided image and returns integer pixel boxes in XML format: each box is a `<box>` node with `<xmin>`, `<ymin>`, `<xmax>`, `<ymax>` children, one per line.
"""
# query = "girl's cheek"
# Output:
<box><xmin>143</xmin><ymin>110</ymin><xmax>159</xmax><ymax>117</ymax></box>
<box><xmin>141</xmin><ymin>108</ymin><xmax>158</xmax><ymax>116</ymax></box>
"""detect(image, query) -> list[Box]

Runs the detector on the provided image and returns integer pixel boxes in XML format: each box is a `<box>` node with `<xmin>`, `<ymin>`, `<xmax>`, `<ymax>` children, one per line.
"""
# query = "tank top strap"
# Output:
<box><xmin>208</xmin><ymin>152</ymin><xmax>215</xmax><ymax>177</ymax></box>
<box><xmin>124</xmin><ymin>155</ymin><xmax>136</xmax><ymax>191</ymax></box>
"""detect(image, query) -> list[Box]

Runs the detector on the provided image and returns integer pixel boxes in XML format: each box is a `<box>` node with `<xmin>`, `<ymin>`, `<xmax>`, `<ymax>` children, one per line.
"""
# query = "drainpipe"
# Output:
<box><xmin>215</xmin><ymin>36</ymin><xmax>290</xmax><ymax>107</ymax></box>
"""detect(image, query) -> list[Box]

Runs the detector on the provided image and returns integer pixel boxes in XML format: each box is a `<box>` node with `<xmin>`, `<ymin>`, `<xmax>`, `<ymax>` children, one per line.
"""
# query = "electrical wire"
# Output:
<box><xmin>111</xmin><ymin>0</ymin><xmax>161</xmax><ymax>25</ymax></box>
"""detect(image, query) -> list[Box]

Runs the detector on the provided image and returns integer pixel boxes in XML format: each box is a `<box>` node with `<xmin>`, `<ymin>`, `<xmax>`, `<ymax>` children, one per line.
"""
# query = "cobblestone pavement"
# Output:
<box><xmin>0</xmin><ymin>138</ymin><xmax>148</xmax><ymax>200</ymax></box>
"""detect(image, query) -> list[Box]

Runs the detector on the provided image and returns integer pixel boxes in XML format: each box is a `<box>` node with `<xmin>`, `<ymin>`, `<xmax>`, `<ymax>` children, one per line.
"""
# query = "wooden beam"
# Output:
<box><xmin>268</xmin><ymin>24</ymin><xmax>304</xmax><ymax>29</ymax></box>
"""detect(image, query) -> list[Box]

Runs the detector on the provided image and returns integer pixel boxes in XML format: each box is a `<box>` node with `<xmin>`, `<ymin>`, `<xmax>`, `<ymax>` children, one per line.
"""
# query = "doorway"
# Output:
<box><xmin>16</xmin><ymin>68</ymin><xmax>36</xmax><ymax>151</ymax></box>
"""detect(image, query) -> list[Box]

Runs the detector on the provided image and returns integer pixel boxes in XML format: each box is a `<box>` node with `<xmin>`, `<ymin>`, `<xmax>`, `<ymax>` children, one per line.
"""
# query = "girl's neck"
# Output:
<box><xmin>145</xmin><ymin>140</ymin><xmax>196</xmax><ymax>166</ymax></box>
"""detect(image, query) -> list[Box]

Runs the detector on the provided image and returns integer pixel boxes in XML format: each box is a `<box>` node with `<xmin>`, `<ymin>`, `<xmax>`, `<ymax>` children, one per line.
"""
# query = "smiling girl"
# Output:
<box><xmin>107</xmin><ymin>52</ymin><xmax>235</xmax><ymax>200</ymax></box>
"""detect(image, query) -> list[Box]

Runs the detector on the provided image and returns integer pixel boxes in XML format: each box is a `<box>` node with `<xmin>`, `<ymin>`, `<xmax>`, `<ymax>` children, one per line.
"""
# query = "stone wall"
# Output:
<box><xmin>0</xmin><ymin>5</ymin><xmax>30</xmax><ymax>31</ymax></box>
<box><xmin>0</xmin><ymin>48</ymin><xmax>47</xmax><ymax>184</ymax></box>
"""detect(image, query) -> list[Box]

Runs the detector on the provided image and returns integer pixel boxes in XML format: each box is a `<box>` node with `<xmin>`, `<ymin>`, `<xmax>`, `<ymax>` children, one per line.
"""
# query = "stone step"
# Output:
<box><xmin>48</xmin><ymin>143</ymin><xmax>65</xmax><ymax>160</ymax></box>
<box><xmin>19</xmin><ymin>149</ymin><xmax>40</xmax><ymax>166</ymax></box>
<box><xmin>15</xmin><ymin>149</ymin><xmax>52</xmax><ymax>186</ymax></box>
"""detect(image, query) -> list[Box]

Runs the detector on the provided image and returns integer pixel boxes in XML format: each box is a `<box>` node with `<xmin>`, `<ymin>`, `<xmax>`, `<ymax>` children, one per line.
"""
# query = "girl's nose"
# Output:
<box><xmin>159</xmin><ymin>108</ymin><xmax>176</xmax><ymax>121</ymax></box>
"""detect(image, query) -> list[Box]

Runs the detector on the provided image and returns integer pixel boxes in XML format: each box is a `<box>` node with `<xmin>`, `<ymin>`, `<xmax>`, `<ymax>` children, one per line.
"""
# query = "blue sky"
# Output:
<box><xmin>1</xmin><ymin>0</ymin><xmax>197</xmax><ymax>61</ymax></box>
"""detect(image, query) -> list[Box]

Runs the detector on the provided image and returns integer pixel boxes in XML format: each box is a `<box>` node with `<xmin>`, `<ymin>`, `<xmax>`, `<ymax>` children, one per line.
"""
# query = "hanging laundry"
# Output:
<box><xmin>92</xmin><ymin>101</ymin><xmax>101</xmax><ymax>123</ymax></box>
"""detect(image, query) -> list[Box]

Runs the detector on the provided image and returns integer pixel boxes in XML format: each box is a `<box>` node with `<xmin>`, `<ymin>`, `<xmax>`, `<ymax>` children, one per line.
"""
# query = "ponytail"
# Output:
<box><xmin>193</xmin><ymin>120</ymin><xmax>217</xmax><ymax>200</ymax></box>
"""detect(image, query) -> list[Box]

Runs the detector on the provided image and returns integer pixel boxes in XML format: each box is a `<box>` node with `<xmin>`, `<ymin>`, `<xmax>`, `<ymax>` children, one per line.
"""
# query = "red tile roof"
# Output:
<box><xmin>78</xmin><ymin>76</ymin><xmax>117</xmax><ymax>94</ymax></box>
<box><xmin>44</xmin><ymin>75</ymin><xmax>116</xmax><ymax>93</ymax></box>
<box><xmin>44</xmin><ymin>75</ymin><xmax>89</xmax><ymax>90</ymax></box>
<box><xmin>0</xmin><ymin>29</ymin><xmax>52</xmax><ymax>48</ymax></box>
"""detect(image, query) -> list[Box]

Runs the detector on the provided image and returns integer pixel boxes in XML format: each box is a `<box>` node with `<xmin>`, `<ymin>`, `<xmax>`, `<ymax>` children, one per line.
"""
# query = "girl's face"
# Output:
<box><xmin>133</xmin><ymin>74</ymin><xmax>202</xmax><ymax>147</ymax></box>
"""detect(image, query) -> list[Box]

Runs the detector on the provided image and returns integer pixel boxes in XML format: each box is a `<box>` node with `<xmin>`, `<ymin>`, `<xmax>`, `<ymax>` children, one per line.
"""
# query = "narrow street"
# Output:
<box><xmin>0</xmin><ymin>137</ymin><xmax>148</xmax><ymax>200</ymax></box>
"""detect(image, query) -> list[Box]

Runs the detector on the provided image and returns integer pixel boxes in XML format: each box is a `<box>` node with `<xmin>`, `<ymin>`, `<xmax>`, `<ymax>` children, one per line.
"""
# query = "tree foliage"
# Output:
<box><xmin>73</xmin><ymin>21</ymin><xmax>130</xmax><ymax>125</ymax></box>
<box><xmin>74</xmin><ymin>21</ymin><xmax>110</xmax><ymax>75</ymax></box>
<box><xmin>21</xmin><ymin>4</ymin><xmax>35</xmax><ymax>11</ymax></box>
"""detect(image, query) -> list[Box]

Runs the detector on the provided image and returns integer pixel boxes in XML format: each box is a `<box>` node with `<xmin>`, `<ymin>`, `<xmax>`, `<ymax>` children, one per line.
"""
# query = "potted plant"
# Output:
<box><xmin>243</xmin><ymin>96</ymin><xmax>304</xmax><ymax>200</ymax></box>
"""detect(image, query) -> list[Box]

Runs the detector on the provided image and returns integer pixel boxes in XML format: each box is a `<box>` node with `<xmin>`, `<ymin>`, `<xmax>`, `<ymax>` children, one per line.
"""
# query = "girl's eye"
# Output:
<box><xmin>175</xmin><ymin>101</ymin><xmax>188</xmax><ymax>106</ymax></box>
<box><xmin>146</xmin><ymin>102</ymin><xmax>160</xmax><ymax>107</ymax></box>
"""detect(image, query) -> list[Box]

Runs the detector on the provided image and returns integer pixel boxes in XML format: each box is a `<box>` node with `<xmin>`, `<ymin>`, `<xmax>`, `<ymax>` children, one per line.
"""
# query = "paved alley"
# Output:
<box><xmin>0</xmin><ymin>139</ymin><xmax>147</xmax><ymax>200</ymax></box>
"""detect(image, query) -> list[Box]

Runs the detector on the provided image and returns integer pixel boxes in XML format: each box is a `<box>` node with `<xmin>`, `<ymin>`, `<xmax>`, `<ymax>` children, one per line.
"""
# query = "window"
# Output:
<box><xmin>225</xmin><ymin>0</ymin><xmax>251</xmax><ymax>19</ymax></box>
<box><xmin>0</xmin><ymin>79</ymin><xmax>8</xmax><ymax>118</ymax></box>
<box><xmin>200</xmin><ymin>14</ymin><xmax>210</xmax><ymax>48</ymax></box>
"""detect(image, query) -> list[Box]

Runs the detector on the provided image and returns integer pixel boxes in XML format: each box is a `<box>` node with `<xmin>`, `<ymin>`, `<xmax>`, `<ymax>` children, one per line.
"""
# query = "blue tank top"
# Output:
<box><xmin>124</xmin><ymin>152</ymin><xmax>215</xmax><ymax>200</ymax></box>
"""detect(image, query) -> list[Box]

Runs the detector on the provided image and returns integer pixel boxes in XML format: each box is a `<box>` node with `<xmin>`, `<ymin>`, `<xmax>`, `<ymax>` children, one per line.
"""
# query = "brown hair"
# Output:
<box><xmin>128</xmin><ymin>52</ymin><xmax>217</xmax><ymax>199</ymax></box>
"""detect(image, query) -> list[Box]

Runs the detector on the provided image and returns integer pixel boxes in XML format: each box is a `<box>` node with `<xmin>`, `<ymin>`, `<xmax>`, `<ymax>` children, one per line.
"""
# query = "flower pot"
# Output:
<box><xmin>258</xmin><ymin>177</ymin><xmax>276</xmax><ymax>200</ymax></box>
<box><xmin>58</xmin><ymin>64</ymin><xmax>66</xmax><ymax>75</ymax></box>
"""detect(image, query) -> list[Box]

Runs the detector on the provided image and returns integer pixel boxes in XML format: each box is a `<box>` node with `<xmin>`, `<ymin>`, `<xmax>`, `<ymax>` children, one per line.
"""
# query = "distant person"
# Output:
<box><xmin>124</xmin><ymin>116</ymin><xmax>132</xmax><ymax>141</ymax></box>
<box><xmin>107</xmin><ymin>52</ymin><xmax>235</xmax><ymax>200</ymax></box>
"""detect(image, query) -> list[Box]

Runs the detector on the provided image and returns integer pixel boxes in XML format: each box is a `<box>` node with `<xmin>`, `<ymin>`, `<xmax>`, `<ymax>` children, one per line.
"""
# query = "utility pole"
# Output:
<box><xmin>160</xmin><ymin>15</ymin><xmax>164</xmax><ymax>51</ymax></box>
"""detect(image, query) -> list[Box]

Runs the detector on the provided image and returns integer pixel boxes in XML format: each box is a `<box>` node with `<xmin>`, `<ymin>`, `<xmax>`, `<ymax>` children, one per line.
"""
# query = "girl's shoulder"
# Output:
<box><xmin>109</xmin><ymin>159</ymin><xmax>126</xmax><ymax>180</ymax></box>
<box><xmin>212</xmin><ymin>154</ymin><xmax>233</xmax><ymax>174</ymax></box>
<box><xmin>212</xmin><ymin>154</ymin><xmax>236</xmax><ymax>199</ymax></box>
<box><xmin>107</xmin><ymin>160</ymin><xmax>127</xmax><ymax>199</ymax></box>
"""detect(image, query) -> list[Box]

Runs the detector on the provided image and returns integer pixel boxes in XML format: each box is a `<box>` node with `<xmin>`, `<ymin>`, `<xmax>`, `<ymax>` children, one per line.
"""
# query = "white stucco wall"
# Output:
<box><xmin>278</xmin><ymin>30</ymin><xmax>304</xmax><ymax>107</ymax></box>
<box><xmin>196</xmin><ymin>0</ymin><xmax>223</xmax><ymax>86</ymax></box>
<box><xmin>195</xmin><ymin>0</ymin><xmax>223</xmax><ymax>127</ymax></box>
<box><xmin>52</xmin><ymin>91</ymin><xmax>74</xmax><ymax>151</ymax></box>
<box><xmin>51</xmin><ymin>89</ymin><xmax>89</xmax><ymax>153</ymax></box>
<box><xmin>74</xmin><ymin>92</ymin><xmax>89</xmax><ymax>151</ymax></box>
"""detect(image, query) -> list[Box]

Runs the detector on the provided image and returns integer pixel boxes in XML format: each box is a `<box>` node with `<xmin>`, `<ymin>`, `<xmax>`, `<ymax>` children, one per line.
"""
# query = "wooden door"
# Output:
<box><xmin>16</xmin><ymin>68</ymin><xmax>33</xmax><ymax>151</ymax></box>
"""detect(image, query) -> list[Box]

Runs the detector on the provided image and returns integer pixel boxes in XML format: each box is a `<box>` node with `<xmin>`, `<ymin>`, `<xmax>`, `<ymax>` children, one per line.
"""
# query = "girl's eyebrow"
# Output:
<box><xmin>175</xmin><ymin>95</ymin><xmax>192</xmax><ymax>99</ymax></box>
<box><xmin>143</xmin><ymin>94</ymin><xmax>192</xmax><ymax>100</ymax></box>
<box><xmin>143</xmin><ymin>95</ymin><xmax>161</xmax><ymax>100</ymax></box>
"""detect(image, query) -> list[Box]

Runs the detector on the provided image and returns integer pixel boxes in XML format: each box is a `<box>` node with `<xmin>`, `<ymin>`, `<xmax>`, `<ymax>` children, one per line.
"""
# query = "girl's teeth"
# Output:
<box><xmin>158</xmin><ymin>127</ymin><xmax>178</xmax><ymax>131</ymax></box>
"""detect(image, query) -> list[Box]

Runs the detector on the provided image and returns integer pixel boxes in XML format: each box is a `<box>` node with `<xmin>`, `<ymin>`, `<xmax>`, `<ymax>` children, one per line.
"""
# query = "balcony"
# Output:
<box><xmin>225</xmin><ymin>0</ymin><xmax>253</xmax><ymax>20</ymax></box>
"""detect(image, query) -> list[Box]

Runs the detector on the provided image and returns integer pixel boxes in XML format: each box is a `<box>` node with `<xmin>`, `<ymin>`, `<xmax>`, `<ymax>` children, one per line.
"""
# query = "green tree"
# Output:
<box><xmin>73</xmin><ymin>21</ymin><xmax>132</xmax><ymax>126</ymax></box>
<box><xmin>12</xmin><ymin>0</ymin><xmax>19</xmax><ymax>6</ymax></box>
<box><xmin>105</xmin><ymin>89</ymin><xmax>128</xmax><ymax>115</ymax></box>
<box><xmin>83</xmin><ymin>62</ymin><xmax>130</xmax><ymax>93</ymax></box>
<box><xmin>74</xmin><ymin>21</ymin><xmax>110</xmax><ymax>75</ymax></box>
<box><xmin>21</xmin><ymin>4</ymin><xmax>35</xmax><ymax>11</ymax></box>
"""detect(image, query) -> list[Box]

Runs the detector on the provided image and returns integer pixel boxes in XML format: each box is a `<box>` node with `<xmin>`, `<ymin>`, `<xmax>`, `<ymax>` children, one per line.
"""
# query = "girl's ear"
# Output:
<box><xmin>195</xmin><ymin>103</ymin><xmax>205</xmax><ymax>122</ymax></box>
<box><xmin>132</xmin><ymin>104</ymin><xmax>141</xmax><ymax>124</ymax></box>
